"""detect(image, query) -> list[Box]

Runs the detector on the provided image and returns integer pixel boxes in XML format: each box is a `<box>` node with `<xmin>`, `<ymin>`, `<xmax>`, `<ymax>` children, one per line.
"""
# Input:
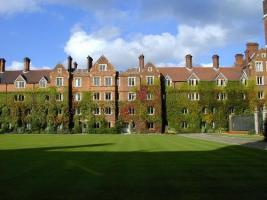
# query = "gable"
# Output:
<box><xmin>14</xmin><ymin>75</ymin><xmax>26</xmax><ymax>83</ymax></box>
<box><xmin>187</xmin><ymin>73</ymin><xmax>200</xmax><ymax>81</ymax></box>
<box><xmin>215</xmin><ymin>72</ymin><xmax>228</xmax><ymax>81</ymax></box>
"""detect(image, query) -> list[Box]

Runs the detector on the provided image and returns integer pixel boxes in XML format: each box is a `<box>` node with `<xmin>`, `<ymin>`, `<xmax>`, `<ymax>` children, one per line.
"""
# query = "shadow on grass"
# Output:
<box><xmin>0</xmin><ymin>143</ymin><xmax>267</xmax><ymax>200</ymax></box>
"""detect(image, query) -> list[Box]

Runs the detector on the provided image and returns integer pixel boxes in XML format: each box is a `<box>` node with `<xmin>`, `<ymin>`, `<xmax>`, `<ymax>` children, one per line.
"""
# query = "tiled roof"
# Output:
<box><xmin>159</xmin><ymin>66</ymin><xmax>244</xmax><ymax>82</ymax></box>
<box><xmin>0</xmin><ymin>70</ymin><xmax>51</xmax><ymax>84</ymax></box>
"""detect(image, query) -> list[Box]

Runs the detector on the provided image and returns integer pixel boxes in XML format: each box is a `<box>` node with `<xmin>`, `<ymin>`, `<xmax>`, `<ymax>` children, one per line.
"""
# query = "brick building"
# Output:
<box><xmin>1</xmin><ymin>1</ymin><xmax>267</xmax><ymax>134</ymax></box>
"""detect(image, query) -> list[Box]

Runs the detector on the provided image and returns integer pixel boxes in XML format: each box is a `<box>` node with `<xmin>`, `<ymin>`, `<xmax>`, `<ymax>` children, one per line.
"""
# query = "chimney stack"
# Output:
<box><xmin>0</xmin><ymin>58</ymin><xmax>6</xmax><ymax>73</ymax></box>
<box><xmin>212</xmin><ymin>55</ymin><xmax>219</xmax><ymax>69</ymax></box>
<box><xmin>87</xmin><ymin>56</ymin><xmax>93</xmax><ymax>72</ymax></box>
<box><xmin>68</xmin><ymin>56</ymin><xmax>72</xmax><ymax>72</ymax></box>
<box><xmin>24</xmin><ymin>57</ymin><xmax>30</xmax><ymax>72</ymax></box>
<box><xmin>185</xmin><ymin>54</ymin><xmax>193</xmax><ymax>69</ymax></box>
<box><xmin>263</xmin><ymin>0</ymin><xmax>267</xmax><ymax>46</ymax></box>
<box><xmin>139</xmin><ymin>54</ymin><xmax>145</xmax><ymax>69</ymax></box>
<box><xmin>235</xmin><ymin>54</ymin><xmax>244</xmax><ymax>67</ymax></box>
<box><xmin>73</xmin><ymin>62</ymin><xmax>78</xmax><ymax>70</ymax></box>
<box><xmin>245</xmin><ymin>42</ymin><xmax>259</xmax><ymax>62</ymax></box>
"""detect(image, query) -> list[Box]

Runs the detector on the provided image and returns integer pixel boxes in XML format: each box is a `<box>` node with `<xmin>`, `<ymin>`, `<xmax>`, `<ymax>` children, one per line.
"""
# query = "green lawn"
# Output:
<box><xmin>0</xmin><ymin>134</ymin><xmax>267</xmax><ymax>200</ymax></box>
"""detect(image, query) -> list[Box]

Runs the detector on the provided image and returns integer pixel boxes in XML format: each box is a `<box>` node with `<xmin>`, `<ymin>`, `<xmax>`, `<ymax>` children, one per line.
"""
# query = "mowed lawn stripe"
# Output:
<box><xmin>0</xmin><ymin>134</ymin><xmax>267</xmax><ymax>200</ymax></box>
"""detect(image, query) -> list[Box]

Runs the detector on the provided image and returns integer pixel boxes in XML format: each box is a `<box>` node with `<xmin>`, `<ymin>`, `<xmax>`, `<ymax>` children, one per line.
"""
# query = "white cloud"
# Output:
<box><xmin>64</xmin><ymin>25</ymin><xmax>227</xmax><ymax>69</ymax></box>
<box><xmin>0</xmin><ymin>0</ymin><xmax>42</xmax><ymax>15</ymax></box>
<box><xmin>8</xmin><ymin>61</ymin><xmax>50</xmax><ymax>70</ymax></box>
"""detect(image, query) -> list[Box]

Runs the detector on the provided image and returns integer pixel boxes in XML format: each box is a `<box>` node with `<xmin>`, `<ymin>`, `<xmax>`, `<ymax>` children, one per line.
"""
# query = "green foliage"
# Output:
<box><xmin>166</xmin><ymin>81</ymin><xmax>257</xmax><ymax>133</ymax></box>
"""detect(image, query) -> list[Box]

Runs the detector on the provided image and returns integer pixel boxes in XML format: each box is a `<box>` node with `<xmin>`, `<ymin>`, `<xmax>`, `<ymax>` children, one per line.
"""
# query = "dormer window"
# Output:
<box><xmin>188</xmin><ymin>79</ymin><xmax>199</xmax><ymax>86</ymax></box>
<box><xmin>39</xmin><ymin>78</ymin><xmax>47</xmax><ymax>88</ymax></box>
<box><xmin>99</xmin><ymin>64</ymin><xmax>107</xmax><ymax>71</ymax></box>
<box><xmin>15</xmin><ymin>80</ymin><xmax>26</xmax><ymax>88</ymax></box>
<box><xmin>165</xmin><ymin>77</ymin><xmax>172</xmax><ymax>87</ymax></box>
<box><xmin>216</xmin><ymin>79</ymin><xmax>226</xmax><ymax>86</ymax></box>
<box><xmin>148</xmin><ymin>67</ymin><xmax>153</xmax><ymax>72</ymax></box>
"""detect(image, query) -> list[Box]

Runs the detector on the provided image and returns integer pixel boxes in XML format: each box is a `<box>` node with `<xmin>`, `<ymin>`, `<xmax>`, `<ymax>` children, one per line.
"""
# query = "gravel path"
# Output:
<box><xmin>180</xmin><ymin>133</ymin><xmax>267</xmax><ymax>150</ymax></box>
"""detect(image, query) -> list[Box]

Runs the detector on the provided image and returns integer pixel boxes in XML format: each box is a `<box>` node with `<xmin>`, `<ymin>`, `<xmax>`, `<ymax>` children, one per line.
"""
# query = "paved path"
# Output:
<box><xmin>180</xmin><ymin>133</ymin><xmax>267</xmax><ymax>150</ymax></box>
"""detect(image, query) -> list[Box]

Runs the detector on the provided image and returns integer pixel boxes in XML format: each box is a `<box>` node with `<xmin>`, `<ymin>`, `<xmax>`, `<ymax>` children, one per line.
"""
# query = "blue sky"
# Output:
<box><xmin>0</xmin><ymin>0</ymin><xmax>264</xmax><ymax>70</ymax></box>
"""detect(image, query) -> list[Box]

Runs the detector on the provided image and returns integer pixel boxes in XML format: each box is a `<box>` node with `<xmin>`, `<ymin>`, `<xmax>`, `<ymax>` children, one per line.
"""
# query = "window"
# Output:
<box><xmin>105</xmin><ymin>107</ymin><xmax>112</xmax><ymax>115</ymax></box>
<box><xmin>188</xmin><ymin>93</ymin><xmax>200</xmax><ymax>101</ymax></box>
<box><xmin>147</xmin><ymin>106</ymin><xmax>155</xmax><ymax>115</ymax></box>
<box><xmin>181</xmin><ymin>121</ymin><xmax>188</xmax><ymax>129</ymax></box>
<box><xmin>202</xmin><ymin>107</ymin><xmax>208</xmax><ymax>114</ymax></box>
<box><xmin>74</xmin><ymin>78</ymin><xmax>82</xmax><ymax>87</ymax></box>
<box><xmin>56</xmin><ymin>93</ymin><xmax>63</xmax><ymax>101</ymax></box>
<box><xmin>165</xmin><ymin>78</ymin><xmax>171</xmax><ymax>86</ymax></box>
<box><xmin>147</xmin><ymin>122</ymin><xmax>154</xmax><ymax>129</ymax></box>
<box><xmin>147</xmin><ymin>93</ymin><xmax>153</xmax><ymax>100</ymax></box>
<box><xmin>99</xmin><ymin>64</ymin><xmax>107</xmax><ymax>71</ymax></box>
<box><xmin>128</xmin><ymin>77</ymin><xmax>136</xmax><ymax>86</ymax></box>
<box><xmin>57</xmin><ymin>109</ymin><xmax>62</xmax><ymax>115</ymax></box>
<box><xmin>241</xmin><ymin>78</ymin><xmax>247</xmax><ymax>86</ymax></box>
<box><xmin>262</xmin><ymin>53</ymin><xmax>266</xmax><ymax>58</ymax></box>
<box><xmin>182</xmin><ymin>108</ymin><xmax>188</xmax><ymax>114</ymax></box>
<box><xmin>57</xmin><ymin>68</ymin><xmax>62</xmax><ymax>74</ymax></box>
<box><xmin>255</xmin><ymin>61</ymin><xmax>264</xmax><ymax>72</ymax></box>
<box><xmin>45</xmin><ymin>95</ymin><xmax>50</xmax><ymax>102</ymax></box>
<box><xmin>188</xmin><ymin>79</ymin><xmax>199</xmax><ymax>86</ymax></box>
<box><xmin>217</xmin><ymin>79</ymin><xmax>226</xmax><ymax>86</ymax></box>
<box><xmin>56</xmin><ymin>77</ymin><xmax>63</xmax><ymax>87</ymax></box>
<box><xmin>258</xmin><ymin>91</ymin><xmax>264</xmax><ymax>100</ymax></box>
<box><xmin>93</xmin><ymin>93</ymin><xmax>100</xmax><ymax>101</ymax></box>
<box><xmin>212</xmin><ymin>121</ymin><xmax>216</xmax><ymax>129</ymax></box>
<box><xmin>39</xmin><ymin>78</ymin><xmax>47</xmax><ymax>88</ymax></box>
<box><xmin>108</xmin><ymin>122</ymin><xmax>112</xmax><ymax>128</ymax></box>
<box><xmin>15</xmin><ymin>81</ymin><xmax>26</xmax><ymax>88</ymax></box>
<box><xmin>93</xmin><ymin>77</ymin><xmax>101</xmax><ymax>86</ymax></box>
<box><xmin>26</xmin><ymin>123</ymin><xmax>31</xmax><ymax>130</ymax></box>
<box><xmin>74</xmin><ymin>93</ymin><xmax>81</xmax><ymax>101</ymax></box>
<box><xmin>14</xmin><ymin>94</ymin><xmax>24</xmax><ymax>102</ymax></box>
<box><xmin>105</xmin><ymin>92</ymin><xmax>112</xmax><ymax>101</ymax></box>
<box><xmin>75</xmin><ymin>108</ymin><xmax>81</xmax><ymax>115</ymax></box>
<box><xmin>128</xmin><ymin>93</ymin><xmax>136</xmax><ymax>101</ymax></box>
<box><xmin>148</xmin><ymin>67</ymin><xmax>153</xmax><ymax>72</ymax></box>
<box><xmin>212</xmin><ymin>107</ymin><xmax>216</xmax><ymax>114</ymax></box>
<box><xmin>104</xmin><ymin>77</ymin><xmax>112</xmax><ymax>86</ymax></box>
<box><xmin>257</xmin><ymin>76</ymin><xmax>264</xmax><ymax>85</ymax></box>
<box><xmin>217</xmin><ymin>93</ymin><xmax>227</xmax><ymax>101</ymax></box>
<box><xmin>128</xmin><ymin>107</ymin><xmax>135</xmax><ymax>115</ymax></box>
<box><xmin>94</xmin><ymin>122</ymin><xmax>100</xmax><ymax>128</ymax></box>
<box><xmin>243</xmin><ymin>93</ymin><xmax>246</xmax><ymax>100</ymax></box>
<box><xmin>93</xmin><ymin>107</ymin><xmax>100</xmax><ymax>115</ymax></box>
<box><xmin>230</xmin><ymin>107</ymin><xmax>235</xmax><ymax>114</ymax></box>
<box><xmin>146</xmin><ymin>76</ymin><xmax>154</xmax><ymax>85</ymax></box>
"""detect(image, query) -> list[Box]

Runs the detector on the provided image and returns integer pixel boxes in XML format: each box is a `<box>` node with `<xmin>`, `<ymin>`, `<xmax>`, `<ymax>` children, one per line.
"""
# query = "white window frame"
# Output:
<box><xmin>105</xmin><ymin>92</ymin><xmax>112</xmax><ymax>101</ymax></box>
<box><xmin>56</xmin><ymin>93</ymin><xmax>64</xmax><ymax>101</ymax></box>
<box><xmin>75</xmin><ymin>107</ymin><xmax>82</xmax><ymax>115</ymax></box>
<box><xmin>93</xmin><ymin>92</ymin><xmax>100</xmax><ymax>101</ymax></box>
<box><xmin>255</xmin><ymin>61</ymin><xmax>264</xmax><ymax>72</ymax></box>
<box><xmin>128</xmin><ymin>92</ymin><xmax>136</xmax><ymax>101</ymax></box>
<box><xmin>188</xmin><ymin>79</ymin><xmax>199</xmax><ymax>86</ymax></box>
<box><xmin>93</xmin><ymin>77</ymin><xmax>101</xmax><ymax>86</ymax></box>
<box><xmin>147</xmin><ymin>122</ymin><xmax>154</xmax><ymax>129</ymax></box>
<box><xmin>39</xmin><ymin>78</ymin><xmax>47</xmax><ymax>88</ymax></box>
<box><xmin>256</xmin><ymin>76</ymin><xmax>264</xmax><ymax>86</ymax></box>
<box><xmin>14</xmin><ymin>94</ymin><xmax>25</xmax><ymax>102</ymax></box>
<box><xmin>75</xmin><ymin>93</ymin><xmax>82</xmax><ymax>102</ymax></box>
<box><xmin>147</xmin><ymin>93</ymin><xmax>153</xmax><ymax>100</ymax></box>
<box><xmin>105</xmin><ymin>107</ymin><xmax>112</xmax><ymax>115</ymax></box>
<box><xmin>104</xmin><ymin>76</ymin><xmax>112</xmax><ymax>86</ymax></box>
<box><xmin>217</xmin><ymin>93</ymin><xmax>227</xmax><ymax>101</ymax></box>
<box><xmin>15</xmin><ymin>80</ymin><xmax>26</xmax><ymax>89</ymax></box>
<box><xmin>188</xmin><ymin>93</ymin><xmax>200</xmax><ymax>101</ymax></box>
<box><xmin>93</xmin><ymin>107</ymin><xmax>101</xmax><ymax>115</ymax></box>
<box><xmin>216</xmin><ymin>79</ymin><xmax>226</xmax><ymax>87</ymax></box>
<box><xmin>128</xmin><ymin>77</ymin><xmax>136</xmax><ymax>87</ymax></box>
<box><xmin>146</xmin><ymin>76</ymin><xmax>154</xmax><ymax>85</ymax></box>
<box><xmin>56</xmin><ymin>77</ymin><xmax>64</xmax><ymax>87</ymax></box>
<box><xmin>99</xmin><ymin>64</ymin><xmax>107</xmax><ymax>71</ymax></box>
<box><xmin>74</xmin><ymin>77</ymin><xmax>82</xmax><ymax>88</ymax></box>
<box><xmin>258</xmin><ymin>91</ymin><xmax>264</xmax><ymax>100</ymax></box>
<box><xmin>128</xmin><ymin>107</ymin><xmax>135</xmax><ymax>115</ymax></box>
<box><xmin>147</xmin><ymin>106</ymin><xmax>155</xmax><ymax>115</ymax></box>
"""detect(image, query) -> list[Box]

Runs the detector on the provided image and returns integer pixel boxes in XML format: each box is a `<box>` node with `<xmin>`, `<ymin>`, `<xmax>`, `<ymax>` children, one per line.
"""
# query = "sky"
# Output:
<box><xmin>0</xmin><ymin>0</ymin><xmax>265</xmax><ymax>70</ymax></box>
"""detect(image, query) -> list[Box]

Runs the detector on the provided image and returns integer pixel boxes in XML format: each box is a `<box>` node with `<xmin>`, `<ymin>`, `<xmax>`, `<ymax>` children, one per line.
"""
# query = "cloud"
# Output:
<box><xmin>64</xmin><ymin>25</ymin><xmax>227</xmax><ymax>69</ymax></box>
<box><xmin>7</xmin><ymin>61</ymin><xmax>50</xmax><ymax>70</ymax></box>
<box><xmin>0</xmin><ymin>0</ymin><xmax>42</xmax><ymax>15</ymax></box>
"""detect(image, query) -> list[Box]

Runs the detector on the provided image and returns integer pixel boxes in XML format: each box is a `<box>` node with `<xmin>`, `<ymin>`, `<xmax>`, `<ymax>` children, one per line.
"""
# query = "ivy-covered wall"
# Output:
<box><xmin>165</xmin><ymin>81</ymin><xmax>258</xmax><ymax>133</ymax></box>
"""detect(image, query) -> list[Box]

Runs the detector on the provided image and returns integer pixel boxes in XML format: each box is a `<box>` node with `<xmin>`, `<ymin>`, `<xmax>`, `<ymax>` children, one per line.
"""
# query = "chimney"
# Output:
<box><xmin>73</xmin><ymin>62</ymin><xmax>78</xmax><ymax>70</ymax></box>
<box><xmin>139</xmin><ymin>54</ymin><xmax>145</xmax><ymax>69</ymax></box>
<box><xmin>0</xmin><ymin>58</ymin><xmax>6</xmax><ymax>73</ymax></box>
<box><xmin>245</xmin><ymin>42</ymin><xmax>259</xmax><ymax>62</ymax></box>
<box><xmin>212</xmin><ymin>55</ymin><xmax>219</xmax><ymax>69</ymax></box>
<box><xmin>185</xmin><ymin>54</ymin><xmax>193</xmax><ymax>69</ymax></box>
<box><xmin>235</xmin><ymin>54</ymin><xmax>244</xmax><ymax>67</ymax></box>
<box><xmin>263</xmin><ymin>0</ymin><xmax>267</xmax><ymax>46</ymax></box>
<box><xmin>24</xmin><ymin>57</ymin><xmax>30</xmax><ymax>72</ymax></box>
<box><xmin>87</xmin><ymin>56</ymin><xmax>93</xmax><ymax>71</ymax></box>
<box><xmin>68</xmin><ymin>56</ymin><xmax>72</xmax><ymax>72</ymax></box>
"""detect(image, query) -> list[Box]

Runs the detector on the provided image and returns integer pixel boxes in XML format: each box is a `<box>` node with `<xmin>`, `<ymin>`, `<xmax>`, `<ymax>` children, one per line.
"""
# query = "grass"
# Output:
<box><xmin>0</xmin><ymin>134</ymin><xmax>267</xmax><ymax>200</ymax></box>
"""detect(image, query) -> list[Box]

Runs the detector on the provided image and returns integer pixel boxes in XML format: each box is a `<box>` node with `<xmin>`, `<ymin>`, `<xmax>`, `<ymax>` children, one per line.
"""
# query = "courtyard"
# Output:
<box><xmin>0</xmin><ymin>134</ymin><xmax>266</xmax><ymax>200</ymax></box>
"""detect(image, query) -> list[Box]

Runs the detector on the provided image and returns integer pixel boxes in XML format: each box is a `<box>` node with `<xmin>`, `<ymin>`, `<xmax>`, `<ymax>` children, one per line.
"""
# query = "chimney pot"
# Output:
<box><xmin>212</xmin><ymin>55</ymin><xmax>219</xmax><ymax>69</ymax></box>
<box><xmin>73</xmin><ymin>62</ymin><xmax>78</xmax><ymax>70</ymax></box>
<box><xmin>235</xmin><ymin>54</ymin><xmax>244</xmax><ymax>67</ymax></box>
<box><xmin>24</xmin><ymin>57</ymin><xmax>30</xmax><ymax>72</ymax></box>
<box><xmin>0</xmin><ymin>58</ymin><xmax>6</xmax><ymax>73</ymax></box>
<box><xmin>87</xmin><ymin>56</ymin><xmax>93</xmax><ymax>72</ymax></box>
<box><xmin>139</xmin><ymin>54</ymin><xmax>145</xmax><ymax>69</ymax></box>
<box><xmin>185</xmin><ymin>54</ymin><xmax>193</xmax><ymax>69</ymax></box>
